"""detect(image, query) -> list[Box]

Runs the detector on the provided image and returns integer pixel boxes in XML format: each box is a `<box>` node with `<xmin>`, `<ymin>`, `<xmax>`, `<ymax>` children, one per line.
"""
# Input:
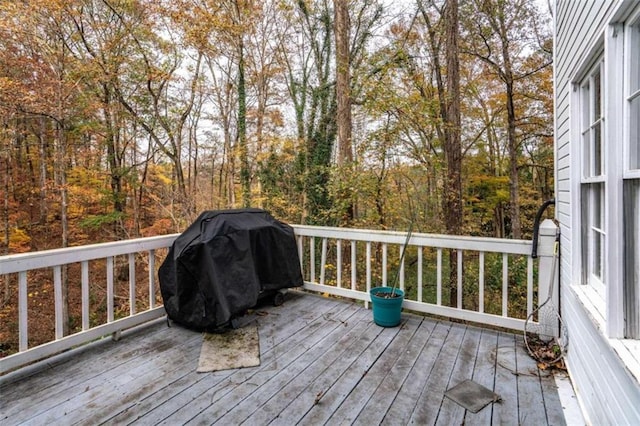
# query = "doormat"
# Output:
<box><xmin>444</xmin><ymin>379</ymin><xmax>501</xmax><ymax>413</ymax></box>
<box><xmin>197</xmin><ymin>324</ymin><xmax>260</xmax><ymax>373</ymax></box>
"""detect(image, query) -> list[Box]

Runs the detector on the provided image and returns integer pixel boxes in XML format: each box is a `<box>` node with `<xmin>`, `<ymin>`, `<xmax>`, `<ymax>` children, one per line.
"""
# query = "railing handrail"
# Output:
<box><xmin>292</xmin><ymin>225</ymin><xmax>532</xmax><ymax>254</ymax></box>
<box><xmin>0</xmin><ymin>234</ymin><xmax>180</xmax><ymax>275</ymax></box>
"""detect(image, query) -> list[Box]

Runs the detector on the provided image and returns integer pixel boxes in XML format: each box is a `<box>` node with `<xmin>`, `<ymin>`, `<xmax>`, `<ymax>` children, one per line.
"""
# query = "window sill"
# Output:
<box><xmin>570</xmin><ymin>284</ymin><xmax>606</xmax><ymax>330</ymax></box>
<box><xmin>571</xmin><ymin>284</ymin><xmax>640</xmax><ymax>384</ymax></box>
<box><xmin>609</xmin><ymin>339</ymin><xmax>640</xmax><ymax>384</ymax></box>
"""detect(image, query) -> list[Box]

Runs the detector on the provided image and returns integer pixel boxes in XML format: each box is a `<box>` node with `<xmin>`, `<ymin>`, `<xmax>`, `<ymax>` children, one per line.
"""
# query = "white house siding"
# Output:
<box><xmin>555</xmin><ymin>1</ymin><xmax>640</xmax><ymax>424</ymax></box>
<box><xmin>563</xmin><ymin>288</ymin><xmax>640</xmax><ymax>424</ymax></box>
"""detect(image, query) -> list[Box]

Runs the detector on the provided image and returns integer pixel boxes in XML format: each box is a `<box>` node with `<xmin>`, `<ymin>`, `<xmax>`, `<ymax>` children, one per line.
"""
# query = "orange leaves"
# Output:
<box><xmin>8</xmin><ymin>228</ymin><xmax>31</xmax><ymax>253</ymax></box>
<box><xmin>140</xmin><ymin>218</ymin><xmax>175</xmax><ymax>237</ymax></box>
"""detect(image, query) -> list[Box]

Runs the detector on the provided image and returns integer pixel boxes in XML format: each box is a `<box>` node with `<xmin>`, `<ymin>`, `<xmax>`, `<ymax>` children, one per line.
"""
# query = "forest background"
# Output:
<box><xmin>0</xmin><ymin>0</ymin><xmax>552</xmax><ymax>263</ymax></box>
<box><xmin>0</xmin><ymin>0</ymin><xmax>553</xmax><ymax>350</ymax></box>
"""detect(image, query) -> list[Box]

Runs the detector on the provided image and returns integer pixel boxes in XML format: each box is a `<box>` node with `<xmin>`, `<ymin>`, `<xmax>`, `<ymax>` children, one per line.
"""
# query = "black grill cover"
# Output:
<box><xmin>158</xmin><ymin>209</ymin><xmax>303</xmax><ymax>330</ymax></box>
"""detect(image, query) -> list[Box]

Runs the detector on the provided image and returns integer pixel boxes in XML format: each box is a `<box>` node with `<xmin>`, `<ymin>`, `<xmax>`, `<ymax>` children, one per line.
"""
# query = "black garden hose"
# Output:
<box><xmin>531</xmin><ymin>199</ymin><xmax>556</xmax><ymax>259</ymax></box>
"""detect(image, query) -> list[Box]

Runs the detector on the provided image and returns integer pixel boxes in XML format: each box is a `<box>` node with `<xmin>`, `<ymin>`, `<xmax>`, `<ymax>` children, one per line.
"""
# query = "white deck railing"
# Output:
<box><xmin>0</xmin><ymin>235</ymin><xmax>176</xmax><ymax>374</ymax></box>
<box><xmin>293</xmin><ymin>225</ymin><xmax>547</xmax><ymax>331</ymax></box>
<box><xmin>0</xmin><ymin>222</ymin><xmax>558</xmax><ymax>374</ymax></box>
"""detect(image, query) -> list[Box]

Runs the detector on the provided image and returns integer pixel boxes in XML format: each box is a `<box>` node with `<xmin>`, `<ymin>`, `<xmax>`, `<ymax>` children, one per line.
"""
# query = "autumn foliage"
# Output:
<box><xmin>0</xmin><ymin>0</ymin><xmax>553</xmax><ymax>251</ymax></box>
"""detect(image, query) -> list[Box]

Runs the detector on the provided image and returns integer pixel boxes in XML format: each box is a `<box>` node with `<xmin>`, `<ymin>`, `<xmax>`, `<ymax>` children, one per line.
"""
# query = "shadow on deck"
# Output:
<box><xmin>0</xmin><ymin>291</ymin><xmax>571</xmax><ymax>425</ymax></box>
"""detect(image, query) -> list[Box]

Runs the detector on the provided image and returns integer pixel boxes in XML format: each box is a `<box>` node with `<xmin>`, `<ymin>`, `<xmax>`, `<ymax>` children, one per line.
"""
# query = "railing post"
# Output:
<box><xmin>537</xmin><ymin>219</ymin><xmax>560</xmax><ymax>337</ymax></box>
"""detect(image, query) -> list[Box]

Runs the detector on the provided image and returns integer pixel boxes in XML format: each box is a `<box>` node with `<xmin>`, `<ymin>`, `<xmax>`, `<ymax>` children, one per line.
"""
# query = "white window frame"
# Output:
<box><xmin>588</xmin><ymin>4</ymin><xmax>640</xmax><ymax>340</ymax></box>
<box><xmin>622</xmin><ymin>8</ymin><xmax>640</xmax><ymax>339</ymax></box>
<box><xmin>568</xmin><ymin>0</ymin><xmax>640</xmax><ymax>382</ymax></box>
<box><xmin>570</xmin><ymin>23</ymin><xmax>628</xmax><ymax>338</ymax></box>
<box><xmin>625</xmin><ymin>10</ymin><xmax>640</xmax><ymax>177</ymax></box>
<box><xmin>578</xmin><ymin>58</ymin><xmax>606</xmax><ymax>299</ymax></box>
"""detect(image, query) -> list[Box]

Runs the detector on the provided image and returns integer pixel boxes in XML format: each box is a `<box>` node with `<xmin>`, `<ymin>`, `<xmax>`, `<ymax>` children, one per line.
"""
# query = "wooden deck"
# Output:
<box><xmin>0</xmin><ymin>291</ymin><xmax>570</xmax><ymax>425</ymax></box>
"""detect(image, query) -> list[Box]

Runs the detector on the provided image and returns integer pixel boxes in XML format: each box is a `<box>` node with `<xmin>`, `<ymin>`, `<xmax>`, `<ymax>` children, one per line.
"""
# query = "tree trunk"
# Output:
<box><xmin>38</xmin><ymin>117</ymin><xmax>48</xmax><ymax>225</ymax></box>
<box><xmin>334</xmin><ymin>0</ymin><xmax>355</xmax><ymax>224</ymax></box>
<box><xmin>2</xmin><ymin>152</ymin><xmax>10</xmax><ymax>306</ymax></box>
<box><xmin>505</xmin><ymin>71</ymin><xmax>522</xmax><ymax>238</ymax></box>
<box><xmin>54</xmin><ymin>120</ymin><xmax>70</xmax><ymax>336</ymax></box>
<box><xmin>417</xmin><ymin>0</ymin><xmax>463</xmax><ymax>307</ymax></box>
<box><xmin>443</xmin><ymin>0</ymin><xmax>463</xmax><ymax>307</ymax></box>
<box><xmin>238</xmin><ymin>40</ymin><xmax>250</xmax><ymax>208</ymax></box>
<box><xmin>334</xmin><ymin>0</ymin><xmax>352</xmax><ymax>165</ymax></box>
<box><xmin>102</xmin><ymin>86</ymin><xmax>126</xmax><ymax>237</ymax></box>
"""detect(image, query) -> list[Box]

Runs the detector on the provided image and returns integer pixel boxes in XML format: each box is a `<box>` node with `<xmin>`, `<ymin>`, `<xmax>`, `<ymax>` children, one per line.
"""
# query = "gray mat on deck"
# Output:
<box><xmin>197</xmin><ymin>324</ymin><xmax>260</xmax><ymax>373</ymax></box>
<box><xmin>444</xmin><ymin>379</ymin><xmax>501</xmax><ymax>413</ymax></box>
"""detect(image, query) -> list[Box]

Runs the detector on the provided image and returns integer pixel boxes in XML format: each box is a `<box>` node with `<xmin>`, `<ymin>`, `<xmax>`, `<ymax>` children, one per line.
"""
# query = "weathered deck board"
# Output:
<box><xmin>213</xmin><ymin>307</ymin><xmax>371</xmax><ymax>424</ymax></box>
<box><xmin>380</xmin><ymin>320</ymin><xmax>451</xmax><ymax>424</ymax></box>
<box><xmin>177</xmin><ymin>303</ymin><xmax>367</xmax><ymax>424</ymax></box>
<box><xmin>113</xmin><ymin>291</ymin><xmax>341</xmax><ymax>425</ymax></box>
<box><xmin>0</xmin><ymin>291</ymin><xmax>569</xmax><ymax>425</ymax></box>
<box><xmin>465</xmin><ymin>328</ymin><xmax>499</xmax><ymax>426</ymax></box>
<box><xmin>409</xmin><ymin>321</ymin><xmax>467</xmax><ymax>425</ymax></box>
<box><xmin>492</xmin><ymin>332</ymin><xmax>521</xmax><ymax>424</ymax></box>
<box><xmin>351</xmin><ymin>315</ymin><xmax>437</xmax><ymax>425</ymax></box>
<box><xmin>325</xmin><ymin>316</ymin><xmax>422</xmax><ymax>424</ymax></box>
<box><xmin>435</xmin><ymin>325</ymin><xmax>483</xmax><ymax>426</ymax></box>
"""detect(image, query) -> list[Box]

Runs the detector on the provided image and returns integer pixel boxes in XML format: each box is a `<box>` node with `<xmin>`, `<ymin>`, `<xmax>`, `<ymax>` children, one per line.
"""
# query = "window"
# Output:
<box><xmin>580</xmin><ymin>59</ymin><xmax>606</xmax><ymax>297</ymax></box>
<box><xmin>624</xmin><ymin>12</ymin><xmax>640</xmax><ymax>338</ymax></box>
<box><xmin>571</xmin><ymin>4</ymin><xmax>640</xmax><ymax>339</ymax></box>
<box><xmin>628</xmin><ymin>17</ymin><xmax>640</xmax><ymax>170</ymax></box>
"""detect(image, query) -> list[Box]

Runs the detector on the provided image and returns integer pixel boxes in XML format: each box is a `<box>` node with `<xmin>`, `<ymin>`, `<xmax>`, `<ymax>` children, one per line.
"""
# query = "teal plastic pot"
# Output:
<box><xmin>369</xmin><ymin>287</ymin><xmax>404</xmax><ymax>327</ymax></box>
